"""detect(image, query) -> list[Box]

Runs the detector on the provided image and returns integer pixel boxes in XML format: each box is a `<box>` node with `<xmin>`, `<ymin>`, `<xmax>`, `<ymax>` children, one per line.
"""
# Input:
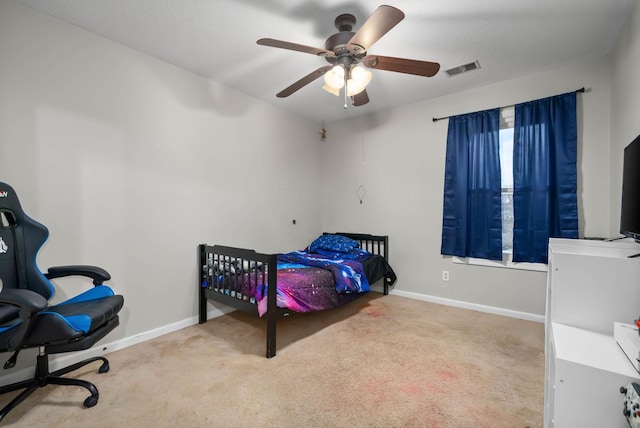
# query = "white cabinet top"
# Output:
<box><xmin>549</xmin><ymin>238</ymin><xmax>640</xmax><ymax>259</ymax></box>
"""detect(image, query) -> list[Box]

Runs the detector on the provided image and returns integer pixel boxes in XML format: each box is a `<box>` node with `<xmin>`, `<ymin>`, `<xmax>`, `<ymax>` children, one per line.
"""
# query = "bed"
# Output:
<box><xmin>198</xmin><ymin>232</ymin><xmax>396</xmax><ymax>358</ymax></box>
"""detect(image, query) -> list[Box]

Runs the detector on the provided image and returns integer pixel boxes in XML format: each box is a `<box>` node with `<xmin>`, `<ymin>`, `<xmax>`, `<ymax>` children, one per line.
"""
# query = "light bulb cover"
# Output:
<box><xmin>322</xmin><ymin>84</ymin><xmax>340</xmax><ymax>96</ymax></box>
<box><xmin>323</xmin><ymin>65</ymin><xmax>345</xmax><ymax>90</ymax></box>
<box><xmin>346</xmin><ymin>66</ymin><xmax>372</xmax><ymax>96</ymax></box>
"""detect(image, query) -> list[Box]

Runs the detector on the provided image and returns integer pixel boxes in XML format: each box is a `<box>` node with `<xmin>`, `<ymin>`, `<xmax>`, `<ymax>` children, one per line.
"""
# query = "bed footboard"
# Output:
<box><xmin>199</xmin><ymin>244</ymin><xmax>281</xmax><ymax>357</ymax></box>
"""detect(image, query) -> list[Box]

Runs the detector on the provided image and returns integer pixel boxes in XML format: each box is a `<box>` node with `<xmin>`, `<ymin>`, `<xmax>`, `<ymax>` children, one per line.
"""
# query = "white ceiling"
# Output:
<box><xmin>15</xmin><ymin>0</ymin><xmax>636</xmax><ymax>124</ymax></box>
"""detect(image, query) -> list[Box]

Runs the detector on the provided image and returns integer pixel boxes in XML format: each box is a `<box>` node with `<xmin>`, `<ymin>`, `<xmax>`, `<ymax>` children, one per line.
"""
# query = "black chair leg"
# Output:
<box><xmin>47</xmin><ymin>376</ymin><xmax>99</xmax><ymax>408</ymax></box>
<box><xmin>0</xmin><ymin>383</ymin><xmax>41</xmax><ymax>421</ymax></box>
<box><xmin>0</xmin><ymin>352</ymin><xmax>109</xmax><ymax>421</ymax></box>
<box><xmin>50</xmin><ymin>356</ymin><xmax>109</xmax><ymax>377</ymax></box>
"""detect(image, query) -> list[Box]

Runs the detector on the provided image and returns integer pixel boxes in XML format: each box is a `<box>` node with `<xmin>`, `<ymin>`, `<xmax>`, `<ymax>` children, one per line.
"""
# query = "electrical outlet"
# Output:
<box><xmin>442</xmin><ymin>270</ymin><xmax>450</xmax><ymax>281</ymax></box>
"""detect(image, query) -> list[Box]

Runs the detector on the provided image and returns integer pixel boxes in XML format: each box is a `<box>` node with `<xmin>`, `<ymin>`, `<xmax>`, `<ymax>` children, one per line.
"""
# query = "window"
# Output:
<box><xmin>499</xmin><ymin>107</ymin><xmax>514</xmax><ymax>254</ymax></box>
<box><xmin>443</xmin><ymin>92</ymin><xmax>578</xmax><ymax>270</ymax></box>
<box><xmin>452</xmin><ymin>107</ymin><xmax>547</xmax><ymax>272</ymax></box>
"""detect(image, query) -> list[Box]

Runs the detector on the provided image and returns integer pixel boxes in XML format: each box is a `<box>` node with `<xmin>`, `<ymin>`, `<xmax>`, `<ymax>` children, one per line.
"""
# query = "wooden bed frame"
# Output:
<box><xmin>198</xmin><ymin>233</ymin><xmax>393</xmax><ymax>358</ymax></box>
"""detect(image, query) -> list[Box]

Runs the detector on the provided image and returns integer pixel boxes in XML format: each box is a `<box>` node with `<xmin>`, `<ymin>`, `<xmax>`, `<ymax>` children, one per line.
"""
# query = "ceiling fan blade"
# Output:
<box><xmin>351</xmin><ymin>90</ymin><xmax>369</xmax><ymax>107</ymax></box>
<box><xmin>348</xmin><ymin>5</ymin><xmax>405</xmax><ymax>53</ymax></box>
<box><xmin>363</xmin><ymin>55</ymin><xmax>440</xmax><ymax>77</ymax></box>
<box><xmin>276</xmin><ymin>66</ymin><xmax>333</xmax><ymax>98</ymax></box>
<box><xmin>257</xmin><ymin>38</ymin><xmax>335</xmax><ymax>57</ymax></box>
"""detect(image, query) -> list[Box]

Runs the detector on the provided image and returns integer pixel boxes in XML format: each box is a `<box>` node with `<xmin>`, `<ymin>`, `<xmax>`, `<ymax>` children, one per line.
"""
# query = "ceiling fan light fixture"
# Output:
<box><xmin>258</xmin><ymin>6</ymin><xmax>440</xmax><ymax>108</ymax></box>
<box><xmin>323</xmin><ymin>65</ymin><xmax>345</xmax><ymax>90</ymax></box>
<box><xmin>346</xmin><ymin>66</ymin><xmax>372</xmax><ymax>96</ymax></box>
<box><xmin>322</xmin><ymin>84</ymin><xmax>340</xmax><ymax>96</ymax></box>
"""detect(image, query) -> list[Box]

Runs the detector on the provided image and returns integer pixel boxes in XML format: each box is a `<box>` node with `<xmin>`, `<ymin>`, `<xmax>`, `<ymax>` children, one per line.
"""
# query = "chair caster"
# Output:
<box><xmin>98</xmin><ymin>361</ymin><xmax>110</xmax><ymax>374</ymax></box>
<box><xmin>83</xmin><ymin>395</ymin><xmax>99</xmax><ymax>408</ymax></box>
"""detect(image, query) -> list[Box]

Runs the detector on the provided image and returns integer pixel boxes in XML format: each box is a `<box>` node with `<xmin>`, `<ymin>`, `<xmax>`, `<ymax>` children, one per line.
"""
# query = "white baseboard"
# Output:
<box><xmin>0</xmin><ymin>305</ymin><xmax>234</xmax><ymax>386</ymax></box>
<box><xmin>389</xmin><ymin>289</ymin><xmax>545</xmax><ymax>323</ymax></box>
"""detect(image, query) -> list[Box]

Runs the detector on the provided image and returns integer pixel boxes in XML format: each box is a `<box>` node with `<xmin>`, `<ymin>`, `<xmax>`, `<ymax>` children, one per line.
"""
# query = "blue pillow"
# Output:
<box><xmin>309</xmin><ymin>234</ymin><xmax>359</xmax><ymax>253</ymax></box>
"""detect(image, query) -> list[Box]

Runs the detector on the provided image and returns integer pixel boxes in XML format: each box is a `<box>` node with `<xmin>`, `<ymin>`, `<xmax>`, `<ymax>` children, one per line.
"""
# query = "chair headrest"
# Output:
<box><xmin>0</xmin><ymin>182</ymin><xmax>23</xmax><ymax>214</ymax></box>
<box><xmin>0</xmin><ymin>182</ymin><xmax>52</xmax><ymax>299</ymax></box>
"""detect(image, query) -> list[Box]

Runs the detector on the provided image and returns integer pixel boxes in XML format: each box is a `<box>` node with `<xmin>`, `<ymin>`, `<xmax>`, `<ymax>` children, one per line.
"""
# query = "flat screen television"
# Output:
<box><xmin>621</xmin><ymin>133</ymin><xmax>640</xmax><ymax>242</ymax></box>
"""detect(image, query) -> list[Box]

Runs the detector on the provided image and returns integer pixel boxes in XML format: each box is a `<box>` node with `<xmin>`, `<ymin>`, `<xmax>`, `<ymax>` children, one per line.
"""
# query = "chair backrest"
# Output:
<box><xmin>0</xmin><ymin>182</ymin><xmax>54</xmax><ymax>300</ymax></box>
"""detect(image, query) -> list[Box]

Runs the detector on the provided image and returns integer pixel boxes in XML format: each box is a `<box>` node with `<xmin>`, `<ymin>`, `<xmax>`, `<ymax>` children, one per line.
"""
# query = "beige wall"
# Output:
<box><xmin>610</xmin><ymin>0</ymin><xmax>640</xmax><ymax>234</ymax></box>
<box><xmin>0</xmin><ymin>0</ymin><xmax>324</xmax><ymax>354</ymax></box>
<box><xmin>321</xmin><ymin>55</ymin><xmax>614</xmax><ymax>317</ymax></box>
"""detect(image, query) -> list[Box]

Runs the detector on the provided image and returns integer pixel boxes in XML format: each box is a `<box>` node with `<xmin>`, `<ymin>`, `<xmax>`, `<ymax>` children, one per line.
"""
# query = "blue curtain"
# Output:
<box><xmin>441</xmin><ymin>109</ymin><xmax>503</xmax><ymax>261</ymax></box>
<box><xmin>513</xmin><ymin>92</ymin><xmax>578</xmax><ymax>263</ymax></box>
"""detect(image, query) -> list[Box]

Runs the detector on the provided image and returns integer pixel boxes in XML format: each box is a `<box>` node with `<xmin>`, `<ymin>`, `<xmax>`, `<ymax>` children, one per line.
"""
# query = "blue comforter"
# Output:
<box><xmin>276</xmin><ymin>250</ymin><xmax>371</xmax><ymax>294</ymax></box>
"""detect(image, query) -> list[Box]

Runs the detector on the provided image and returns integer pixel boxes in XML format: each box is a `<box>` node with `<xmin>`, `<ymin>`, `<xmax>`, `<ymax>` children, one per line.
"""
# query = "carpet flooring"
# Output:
<box><xmin>0</xmin><ymin>293</ymin><xmax>544</xmax><ymax>427</ymax></box>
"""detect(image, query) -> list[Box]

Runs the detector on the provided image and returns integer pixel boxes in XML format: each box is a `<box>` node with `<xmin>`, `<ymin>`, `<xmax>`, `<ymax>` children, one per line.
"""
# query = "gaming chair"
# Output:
<box><xmin>0</xmin><ymin>181</ymin><xmax>124</xmax><ymax>421</ymax></box>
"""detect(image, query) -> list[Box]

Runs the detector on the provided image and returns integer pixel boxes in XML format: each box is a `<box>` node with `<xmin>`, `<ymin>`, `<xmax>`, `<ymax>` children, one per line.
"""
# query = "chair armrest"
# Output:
<box><xmin>0</xmin><ymin>289</ymin><xmax>47</xmax><ymax>314</ymax></box>
<box><xmin>46</xmin><ymin>265</ymin><xmax>111</xmax><ymax>285</ymax></box>
<box><xmin>0</xmin><ymin>289</ymin><xmax>48</xmax><ymax>352</ymax></box>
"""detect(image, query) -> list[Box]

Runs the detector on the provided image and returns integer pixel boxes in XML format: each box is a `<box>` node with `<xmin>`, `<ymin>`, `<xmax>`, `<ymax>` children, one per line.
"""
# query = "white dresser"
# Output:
<box><xmin>544</xmin><ymin>238</ymin><xmax>640</xmax><ymax>427</ymax></box>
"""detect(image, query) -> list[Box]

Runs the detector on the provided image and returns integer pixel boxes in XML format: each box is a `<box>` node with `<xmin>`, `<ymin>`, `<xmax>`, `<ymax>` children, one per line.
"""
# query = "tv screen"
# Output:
<box><xmin>621</xmin><ymin>134</ymin><xmax>640</xmax><ymax>242</ymax></box>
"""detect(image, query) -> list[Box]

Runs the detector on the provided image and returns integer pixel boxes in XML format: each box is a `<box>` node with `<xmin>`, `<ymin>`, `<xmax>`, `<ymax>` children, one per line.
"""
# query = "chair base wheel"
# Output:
<box><xmin>98</xmin><ymin>361</ymin><xmax>110</xmax><ymax>374</ymax></box>
<box><xmin>83</xmin><ymin>395</ymin><xmax>99</xmax><ymax>408</ymax></box>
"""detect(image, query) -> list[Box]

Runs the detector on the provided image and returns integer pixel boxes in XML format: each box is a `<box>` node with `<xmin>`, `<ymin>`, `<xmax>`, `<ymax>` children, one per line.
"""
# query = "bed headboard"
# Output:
<box><xmin>327</xmin><ymin>232</ymin><xmax>389</xmax><ymax>261</ymax></box>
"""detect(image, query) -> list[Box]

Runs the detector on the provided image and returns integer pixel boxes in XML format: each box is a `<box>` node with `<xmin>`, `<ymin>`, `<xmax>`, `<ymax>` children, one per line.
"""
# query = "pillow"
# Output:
<box><xmin>309</xmin><ymin>234</ymin><xmax>360</xmax><ymax>254</ymax></box>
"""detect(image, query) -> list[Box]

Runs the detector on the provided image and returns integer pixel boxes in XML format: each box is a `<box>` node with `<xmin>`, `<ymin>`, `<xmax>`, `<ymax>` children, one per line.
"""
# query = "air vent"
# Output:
<box><xmin>444</xmin><ymin>60</ymin><xmax>481</xmax><ymax>77</ymax></box>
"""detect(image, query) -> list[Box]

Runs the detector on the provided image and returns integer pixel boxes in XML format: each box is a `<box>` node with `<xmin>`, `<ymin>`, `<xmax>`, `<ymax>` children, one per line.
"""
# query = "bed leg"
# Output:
<box><xmin>265</xmin><ymin>253</ymin><xmax>278</xmax><ymax>358</ymax></box>
<box><xmin>198</xmin><ymin>244</ymin><xmax>207</xmax><ymax>324</ymax></box>
<box><xmin>266</xmin><ymin>316</ymin><xmax>277</xmax><ymax>358</ymax></box>
<box><xmin>199</xmin><ymin>287</ymin><xmax>207</xmax><ymax>324</ymax></box>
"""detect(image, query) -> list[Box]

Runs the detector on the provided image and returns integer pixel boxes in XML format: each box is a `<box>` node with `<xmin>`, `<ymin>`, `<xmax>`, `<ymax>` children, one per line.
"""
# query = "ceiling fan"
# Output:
<box><xmin>257</xmin><ymin>5</ymin><xmax>440</xmax><ymax>108</ymax></box>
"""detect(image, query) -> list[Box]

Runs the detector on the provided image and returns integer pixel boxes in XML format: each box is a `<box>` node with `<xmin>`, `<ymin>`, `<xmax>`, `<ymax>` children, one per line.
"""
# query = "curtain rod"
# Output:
<box><xmin>431</xmin><ymin>87</ymin><xmax>586</xmax><ymax>123</ymax></box>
